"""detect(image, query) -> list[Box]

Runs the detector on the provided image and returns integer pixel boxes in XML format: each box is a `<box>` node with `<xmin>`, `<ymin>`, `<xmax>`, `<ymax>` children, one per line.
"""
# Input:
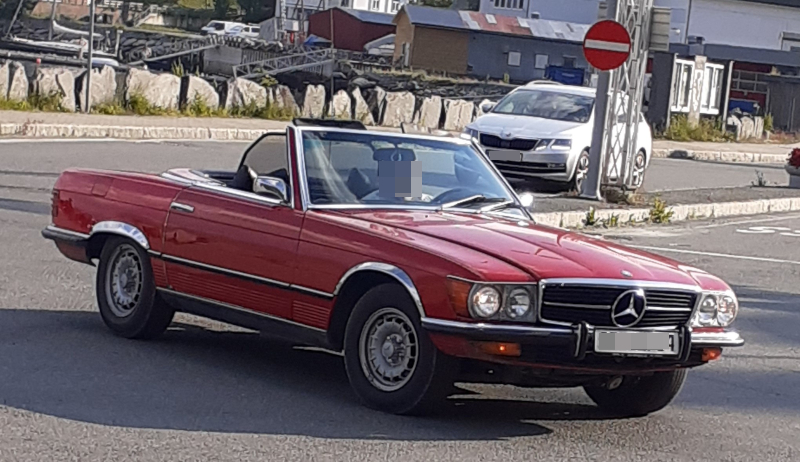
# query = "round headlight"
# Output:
<box><xmin>506</xmin><ymin>288</ymin><xmax>531</xmax><ymax>319</ymax></box>
<box><xmin>697</xmin><ymin>295</ymin><xmax>718</xmax><ymax>326</ymax></box>
<box><xmin>471</xmin><ymin>286</ymin><xmax>501</xmax><ymax>318</ymax></box>
<box><xmin>716</xmin><ymin>295</ymin><xmax>738</xmax><ymax>327</ymax></box>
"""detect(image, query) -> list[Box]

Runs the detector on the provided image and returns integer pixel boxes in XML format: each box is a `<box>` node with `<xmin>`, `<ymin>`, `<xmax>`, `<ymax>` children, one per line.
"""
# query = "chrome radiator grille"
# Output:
<box><xmin>540</xmin><ymin>284</ymin><xmax>698</xmax><ymax>328</ymax></box>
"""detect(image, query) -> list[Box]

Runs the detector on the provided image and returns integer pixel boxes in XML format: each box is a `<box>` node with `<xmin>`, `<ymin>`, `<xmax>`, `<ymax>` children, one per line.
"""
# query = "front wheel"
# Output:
<box><xmin>630</xmin><ymin>149</ymin><xmax>647</xmax><ymax>190</ymax></box>
<box><xmin>571</xmin><ymin>149</ymin><xmax>591</xmax><ymax>193</ymax></box>
<box><xmin>96</xmin><ymin>237</ymin><xmax>175</xmax><ymax>340</ymax></box>
<box><xmin>583</xmin><ymin>369</ymin><xmax>688</xmax><ymax>417</ymax></box>
<box><xmin>343</xmin><ymin>284</ymin><xmax>455</xmax><ymax>415</ymax></box>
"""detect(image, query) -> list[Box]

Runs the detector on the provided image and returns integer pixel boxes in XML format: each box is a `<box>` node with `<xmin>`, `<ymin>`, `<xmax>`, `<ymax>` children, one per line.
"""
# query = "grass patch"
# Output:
<box><xmin>1</xmin><ymin>92</ymin><xmax>68</xmax><ymax>112</ymax></box>
<box><xmin>660</xmin><ymin>114</ymin><xmax>733</xmax><ymax>142</ymax></box>
<box><xmin>0</xmin><ymin>98</ymin><xmax>31</xmax><ymax>111</ymax></box>
<box><xmin>228</xmin><ymin>101</ymin><xmax>297</xmax><ymax>121</ymax></box>
<box><xmin>92</xmin><ymin>103</ymin><xmax>127</xmax><ymax>115</ymax></box>
<box><xmin>648</xmin><ymin>197</ymin><xmax>674</xmax><ymax>224</ymax></box>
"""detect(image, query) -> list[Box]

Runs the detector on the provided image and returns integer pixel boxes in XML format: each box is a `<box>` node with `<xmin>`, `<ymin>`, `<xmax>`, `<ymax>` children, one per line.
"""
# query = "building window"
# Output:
<box><xmin>563</xmin><ymin>56</ymin><xmax>576</xmax><ymax>68</ymax></box>
<box><xmin>671</xmin><ymin>59</ymin><xmax>694</xmax><ymax>113</ymax></box>
<box><xmin>390</xmin><ymin>0</ymin><xmax>400</xmax><ymax>12</ymax></box>
<box><xmin>508</xmin><ymin>51</ymin><xmax>521</xmax><ymax>67</ymax></box>
<box><xmin>495</xmin><ymin>0</ymin><xmax>523</xmax><ymax>9</ymax></box>
<box><xmin>370</xmin><ymin>0</ymin><xmax>380</xmax><ymax>10</ymax></box>
<box><xmin>701</xmin><ymin>63</ymin><xmax>725</xmax><ymax>114</ymax></box>
<box><xmin>535</xmin><ymin>54</ymin><xmax>548</xmax><ymax>69</ymax></box>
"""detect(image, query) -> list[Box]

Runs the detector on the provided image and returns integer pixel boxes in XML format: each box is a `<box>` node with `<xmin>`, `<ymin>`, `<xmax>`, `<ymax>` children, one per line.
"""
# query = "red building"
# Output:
<box><xmin>308</xmin><ymin>8</ymin><xmax>395</xmax><ymax>52</ymax></box>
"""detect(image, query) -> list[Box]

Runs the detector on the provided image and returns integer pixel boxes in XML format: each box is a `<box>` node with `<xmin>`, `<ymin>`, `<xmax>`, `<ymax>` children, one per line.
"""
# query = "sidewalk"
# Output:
<box><xmin>652</xmin><ymin>140</ymin><xmax>797</xmax><ymax>164</ymax></box>
<box><xmin>0</xmin><ymin>110</ymin><xmax>795</xmax><ymax>162</ymax></box>
<box><xmin>529</xmin><ymin>186</ymin><xmax>800</xmax><ymax>228</ymax></box>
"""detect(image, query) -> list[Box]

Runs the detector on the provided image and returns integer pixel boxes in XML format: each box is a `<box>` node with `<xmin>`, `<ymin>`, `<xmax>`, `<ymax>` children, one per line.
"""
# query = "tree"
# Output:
<box><xmin>417</xmin><ymin>0</ymin><xmax>453</xmax><ymax>7</ymax></box>
<box><xmin>214</xmin><ymin>0</ymin><xmax>233</xmax><ymax>19</ymax></box>
<box><xmin>238</xmin><ymin>0</ymin><xmax>275</xmax><ymax>23</ymax></box>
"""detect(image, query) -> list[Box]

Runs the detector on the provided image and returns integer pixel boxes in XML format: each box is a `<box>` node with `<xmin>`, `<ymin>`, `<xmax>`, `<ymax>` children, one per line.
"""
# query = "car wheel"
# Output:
<box><xmin>96</xmin><ymin>237</ymin><xmax>175</xmax><ymax>340</ymax></box>
<box><xmin>343</xmin><ymin>284</ymin><xmax>456</xmax><ymax>415</ymax></box>
<box><xmin>630</xmin><ymin>149</ymin><xmax>647</xmax><ymax>190</ymax></box>
<box><xmin>583</xmin><ymin>369</ymin><xmax>688</xmax><ymax>417</ymax></box>
<box><xmin>571</xmin><ymin>150</ymin><xmax>591</xmax><ymax>193</ymax></box>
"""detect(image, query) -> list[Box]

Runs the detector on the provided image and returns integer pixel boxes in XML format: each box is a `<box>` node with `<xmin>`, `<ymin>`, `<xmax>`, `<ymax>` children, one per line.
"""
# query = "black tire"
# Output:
<box><xmin>571</xmin><ymin>149</ymin><xmax>591</xmax><ymax>193</ymax></box>
<box><xmin>343</xmin><ymin>283</ymin><xmax>456</xmax><ymax>415</ymax></box>
<box><xmin>96</xmin><ymin>237</ymin><xmax>175</xmax><ymax>340</ymax></box>
<box><xmin>583</xmin><ymin>369</ymin><xmax>688</xmax><ymax>417</ymax></box>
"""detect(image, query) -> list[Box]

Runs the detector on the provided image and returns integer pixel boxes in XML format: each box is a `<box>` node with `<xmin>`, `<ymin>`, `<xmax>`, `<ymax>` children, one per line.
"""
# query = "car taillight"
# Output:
<box><xmin>51</xmin><ymin>189</ymin><xmax>60</xmax><ymax>218</ymax></box>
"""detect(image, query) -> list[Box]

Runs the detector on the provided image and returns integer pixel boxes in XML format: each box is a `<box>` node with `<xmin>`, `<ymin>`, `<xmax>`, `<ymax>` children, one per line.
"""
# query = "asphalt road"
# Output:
<box><xmin>0</xmin><ymin>140</ymin><xmax>798</xmax><ymax>461</ymax></box>
<box><xmin>0</xmin><ymin>139</ymin><xmax>789</xmax><ymax>194</ymax></box>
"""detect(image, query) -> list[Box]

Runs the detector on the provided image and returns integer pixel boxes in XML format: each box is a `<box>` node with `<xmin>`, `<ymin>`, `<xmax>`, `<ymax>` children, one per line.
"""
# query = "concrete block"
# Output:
<box><xmin>225</xmin><ymin>77</ymin><xmax>267</xmax><ymax>110</ymax></box>
<box><xmin>382</xmin><ymin>91</ymin><xmax>415</xmax><ymax>128</ymax></box>
<box><xmin>78</xmin><ymin>66</ymin><xmax>117</xmax><ymax>110</ymax></box>
<box><xmin>302</xmin><ymin>85</ymin><xmax>326</xmax><ymax>118</ymax></box>
<box><xmin>183</xmin><ymin>75</ymin><xmax>220</xmax><ymax>110</ymax></box>
<box><xmin>443</xmin><ymin>99</ymin><xmax>474</xmax><ymax>132</ymax></box>
<box><xmin>328</xmin><ymin>90</ymin><xmax>352</xmax><ymax>119</ymax></box>
<box><xmin>413</xmin><ymin>96</ymin><xmax>442</xmax><ymax>129</ymax></box>
<box><xmin>125</xmin><ymin>68</ymin><xmax>180</xmax><ymax>110</ymax></box>
<box><xmin>33</xmin><ymin>67</ymin><xmax>75</xmax><ymax>112</ymax></box>
<box><xmin>352</xmin><ymin>88</ymin><xmax>374</xmax><ymax>125</ymax></box>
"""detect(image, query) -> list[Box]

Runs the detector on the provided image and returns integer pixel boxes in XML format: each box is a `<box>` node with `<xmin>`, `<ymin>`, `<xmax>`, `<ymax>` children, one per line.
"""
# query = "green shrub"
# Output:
<box><xmin>127</xmin><ymin>93</ymin><xmax>178</xmax><ymax>116</ymax></box>
<box><xmin>764</xmin><ymin>113</ymin><xmax>774</xmax><ymax>132</ymax></box>
<box><xmin>0</xmin><ymin>98</ymin><xmax>31</xmax><ymax>111</ymax></box>
<box><xmin>661</xmin><ymin>114</ymin><xmax>733</xmax><ymax>142</ymax></box>
<box><xmin>92</xmin><ymin>103</ymin><xmax>128</xmax><ymax>115</ymax></box>
<box><xmin>228</xmin><ymin>101</ymin><xmax>296</xmax><ymax>121</ymax></box>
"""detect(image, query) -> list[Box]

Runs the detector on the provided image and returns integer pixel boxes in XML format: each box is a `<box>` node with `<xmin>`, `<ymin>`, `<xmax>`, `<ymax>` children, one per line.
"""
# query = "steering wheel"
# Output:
<box><xmin>432</xmin><ymin>188</ymin><xmax>477</xmax><ymax>205</ymax></box>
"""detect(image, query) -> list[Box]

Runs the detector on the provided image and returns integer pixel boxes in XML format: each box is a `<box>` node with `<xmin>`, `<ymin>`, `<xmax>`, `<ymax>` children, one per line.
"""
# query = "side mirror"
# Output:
<box><xmin>254</xmin><ymin>176</ymin><xmax>289</xmax><ymax>203</ymax></box>
<box><xmin>480</xmin><ymin>102</ymin><xmax>496</xmax><ymax>113</ymax></box>
<box><xmin>519</xmin><ymin>192</ymin><xmax>534</xmax><ymax>208</ymax></box>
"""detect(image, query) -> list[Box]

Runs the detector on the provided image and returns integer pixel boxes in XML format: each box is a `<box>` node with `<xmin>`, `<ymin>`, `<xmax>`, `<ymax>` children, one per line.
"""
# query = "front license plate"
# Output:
<box><xmin>594</xmin><ymin>330</ymin><xmax>679</xmax><ymax>356</ymax></box>
<box><xmin>487</xmin><ymin>150</ymin><xmax>522</xmax><ymax>162</ymax></box>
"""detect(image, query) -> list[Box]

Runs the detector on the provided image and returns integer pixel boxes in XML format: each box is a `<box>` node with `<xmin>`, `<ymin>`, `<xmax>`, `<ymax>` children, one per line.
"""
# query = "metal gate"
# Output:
<box><xmin>599</xmin><ymin>0</ymin><xmax>654</xmax><ymax>191</ymax></box>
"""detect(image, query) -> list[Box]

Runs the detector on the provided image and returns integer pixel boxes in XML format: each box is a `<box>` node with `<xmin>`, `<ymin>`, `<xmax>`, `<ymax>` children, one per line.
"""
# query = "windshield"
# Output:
<box><xmin>492</xmin><ymin>89</ymin><xmax>595</xmax><ymax>123</ymax></box>
<box><xmin>301</xmin><ymin>131</ymin><xmax>516</xmax><ymax>209</ymax></box>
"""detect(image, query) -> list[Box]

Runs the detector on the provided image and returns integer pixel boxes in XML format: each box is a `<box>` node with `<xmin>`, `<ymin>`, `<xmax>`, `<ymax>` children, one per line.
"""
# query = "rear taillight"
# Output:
<box><xmin>51</xmin><ymin>189</ymin><xmax>60</xmax><ymax>218</ymax></box>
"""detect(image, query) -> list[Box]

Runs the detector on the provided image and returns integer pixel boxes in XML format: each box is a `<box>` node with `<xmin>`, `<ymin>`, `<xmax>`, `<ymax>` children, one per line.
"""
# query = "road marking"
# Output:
<box><xmin>697</xmin><ymin>214</ymin><xmax>800</xmax><ymax>230</ymax></box>
<box><xmin>632</xmin><ymin>245</ymin><xmax>800</xmax><ymax>266</ymax></box>
<box><xmin>736</xmin><ymin>226</ymin><xmax>792</xmax><ymax>234</ymax></box>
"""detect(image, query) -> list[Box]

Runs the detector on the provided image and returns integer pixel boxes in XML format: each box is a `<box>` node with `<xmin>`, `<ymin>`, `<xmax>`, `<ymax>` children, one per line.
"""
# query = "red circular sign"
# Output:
<box><xmin>582</xmin><ymin>20</ymin><xmax>632</xmax><ymax>71</ymax></box>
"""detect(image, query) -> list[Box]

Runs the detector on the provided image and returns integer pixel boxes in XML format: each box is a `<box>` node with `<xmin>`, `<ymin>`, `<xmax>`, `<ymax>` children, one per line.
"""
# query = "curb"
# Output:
<box><xmin>0</xmin><ymin>123</ymin><xmax>270</xmax><ymax>141</ymax></box>
<box><xmin>531</xmin><ymin>196</ymin><xmax>800</xmax><ymax>229</ymax></box>
<box><xmin>651</xmin><ymin>148</ymin><xmax>787</xmax><ymax>164</ymax></box>
<box><xmin>0</xmin><ymin>123</ymin><xmax>405</xmax><ymax>140</ymax></box>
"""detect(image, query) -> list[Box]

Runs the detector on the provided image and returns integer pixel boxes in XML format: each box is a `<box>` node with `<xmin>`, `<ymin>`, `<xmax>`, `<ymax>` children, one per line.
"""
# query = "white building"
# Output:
<box><xmin>477</xmin><ymin>0</ymin><xmax>800</xmax><ymax>50</ymax></box>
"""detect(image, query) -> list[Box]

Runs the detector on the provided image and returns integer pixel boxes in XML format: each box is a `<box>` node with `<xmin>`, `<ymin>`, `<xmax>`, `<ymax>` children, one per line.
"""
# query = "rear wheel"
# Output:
<box><xmin>96</xmin><ymin>237</ymin><xmax>174</xmax><ymax>340</ymax></box>
<box><xmin>343</xmin><ymin>284</ymin><xmax>455</xmax><ymax>415</ymax></box>
<box><xmin>583</xmin><ymin>369</ymin><xmax>688</xmax><ymax>417</ymax></box>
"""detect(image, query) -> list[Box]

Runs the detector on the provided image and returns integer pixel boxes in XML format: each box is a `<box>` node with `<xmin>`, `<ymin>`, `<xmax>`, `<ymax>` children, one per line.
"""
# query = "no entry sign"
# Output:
<box><xmin>583</xmin><ymin>20</ymin><xmax>632</xmax><ymax>71</ymax></box>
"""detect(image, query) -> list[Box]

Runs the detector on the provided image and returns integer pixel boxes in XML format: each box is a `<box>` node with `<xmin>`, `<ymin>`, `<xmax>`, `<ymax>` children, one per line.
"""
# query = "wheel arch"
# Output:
<box><xmin>86</xmin><ymin>221</ymin><xmax>150</xmax><ymax>260</ymax></box>
<box><xmin>326</xmin><ymin>263</ymin><xmax>425</xmax><ymax>351</ymax></box>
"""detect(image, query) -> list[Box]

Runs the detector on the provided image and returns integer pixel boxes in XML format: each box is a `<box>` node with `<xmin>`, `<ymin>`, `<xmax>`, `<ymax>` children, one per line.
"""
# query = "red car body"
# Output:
<box><xmin>43</xmin><ymin>123</ymin><xmax>744</xmax><ymax>415</ymax></box>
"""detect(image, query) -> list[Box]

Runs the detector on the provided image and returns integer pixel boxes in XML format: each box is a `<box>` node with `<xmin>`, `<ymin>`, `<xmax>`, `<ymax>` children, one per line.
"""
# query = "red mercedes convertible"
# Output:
<box><xmin>43</xmin><ymin>119</ymin><xmax>744</xmax><ymax>416</ymax></box>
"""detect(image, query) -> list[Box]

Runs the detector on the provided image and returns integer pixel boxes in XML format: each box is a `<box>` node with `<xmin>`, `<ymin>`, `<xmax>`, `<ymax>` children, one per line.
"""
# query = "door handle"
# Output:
<box><xmin>170</xmin><ymin>202</ymin><xmax>194</xmax><ymax>213</ymax></box>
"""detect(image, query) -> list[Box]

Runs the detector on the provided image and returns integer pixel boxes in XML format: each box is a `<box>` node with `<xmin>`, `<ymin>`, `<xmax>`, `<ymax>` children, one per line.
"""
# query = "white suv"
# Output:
<box><xmin>465</xmin><ymin>81</ymin><xmax>652</xmax><ymax>191</ymax></box>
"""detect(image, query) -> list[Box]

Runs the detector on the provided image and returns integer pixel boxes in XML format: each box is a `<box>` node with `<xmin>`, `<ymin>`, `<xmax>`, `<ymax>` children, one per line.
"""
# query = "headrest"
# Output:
<box><xmin>373</xmin><ymin>148</ymin><xmax>416</xmax><ymax>162</ymax></box>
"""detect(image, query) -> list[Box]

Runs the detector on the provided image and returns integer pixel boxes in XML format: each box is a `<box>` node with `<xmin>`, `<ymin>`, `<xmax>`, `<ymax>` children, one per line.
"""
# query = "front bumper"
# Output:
<box><xmin>422</xmin><ymin>317</ymin><xmax>743</xmax><ymax>372</ymax></box>
<box><xmin>483</xmin><ymin>149</ymin><xmax>574</xmax><ymax>182</ymax></box>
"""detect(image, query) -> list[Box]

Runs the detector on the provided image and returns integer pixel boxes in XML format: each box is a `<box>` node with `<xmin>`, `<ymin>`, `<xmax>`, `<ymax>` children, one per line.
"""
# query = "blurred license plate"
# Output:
<box><xmin>594</xmin><ymin>330</ymin><xmax>679</xmax><ymax>356</ymax></box>
<box><xmin>487</xmin><ymin>150</ymin><xmax>522</xmax><ymax>162</ymax></box>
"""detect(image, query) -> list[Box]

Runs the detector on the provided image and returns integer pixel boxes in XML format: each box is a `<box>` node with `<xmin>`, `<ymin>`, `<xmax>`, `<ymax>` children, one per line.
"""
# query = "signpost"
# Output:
<box><xmin>85</xmin><ymin>0</ymin><xmax>95</xmax><ymax>113</ymax></box>
<box><xmin>582</xmin><ymin>20</ymin><xmax>631</xmax><ymax>72</ymax></box>
<box><xmin>580</xmin><ymin>0</ymin><xmax>653</xmax><ymax>201</ymax></box>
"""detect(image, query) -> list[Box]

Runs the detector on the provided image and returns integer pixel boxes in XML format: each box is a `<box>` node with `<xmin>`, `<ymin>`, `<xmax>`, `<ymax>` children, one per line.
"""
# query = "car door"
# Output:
<box><xmin>160</xmin><ymin>132</ymin><xmax>301</xmax><ymax>320</ymax></box>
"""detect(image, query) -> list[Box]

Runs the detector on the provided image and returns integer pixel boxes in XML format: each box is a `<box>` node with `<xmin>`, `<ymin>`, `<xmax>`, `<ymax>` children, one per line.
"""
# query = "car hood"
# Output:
<box><xmin>336</xmin><ymin>210</ymin><xmax>711</xmax><ymax>287</ymax></box>
<box><xmin>470</xmin><ymin>113</ymin><xmax>587</xmax><ymax>138</ymax></box>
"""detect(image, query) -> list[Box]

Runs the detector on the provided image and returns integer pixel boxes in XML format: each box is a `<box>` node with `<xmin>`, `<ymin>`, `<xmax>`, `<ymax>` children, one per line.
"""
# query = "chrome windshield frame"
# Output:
<box><xmin>293</xmin><ymin>126</ymin><xmax>531</xmax><ymax>220</ymax></box>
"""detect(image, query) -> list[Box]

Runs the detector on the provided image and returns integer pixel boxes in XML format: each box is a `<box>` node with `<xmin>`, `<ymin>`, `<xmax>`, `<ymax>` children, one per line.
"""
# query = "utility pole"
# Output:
<box><xmin>85</xmin><ymin>0</ymin><xmax>95</xmax><ymax>113</ymax></box>
<box><xmin>580</xmin><ymin>0</ymin><xmax>617</xmax><ymax>201</ymax></box>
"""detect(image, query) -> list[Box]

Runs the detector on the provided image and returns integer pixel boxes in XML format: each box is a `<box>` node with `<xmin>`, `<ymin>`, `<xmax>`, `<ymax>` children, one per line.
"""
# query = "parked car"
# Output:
<box><xmin>225</xmin><ymin>24</ymin><xmax>261</xmax><ymax>39</ymax></box>
<box><xmin>200</xmin><ymin>20</ymin><xmax>245</xmax><ymax>36</ymax></box>
<box><xmin>465</xmin><ymin>81</ymin><xmax>653</xmax><ymax>192</ymax></box>
<box><xmin>43</xmin><ymin>119</ymin><xmax>742</xmax><ymax>417</ymax></box>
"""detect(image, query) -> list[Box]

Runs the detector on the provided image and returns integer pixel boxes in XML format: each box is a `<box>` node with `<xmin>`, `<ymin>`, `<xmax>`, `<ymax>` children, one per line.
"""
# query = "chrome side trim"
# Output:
<box><xmin>157</xmin><ymin>288</ymin><xmax>327</xmax><ymax>333</ymax></box>
<box><xmin>193</xmin><ymin>182</ymin><xmax>287</xmax><ymax>208</ymax></box>
<box><xmin>334</xmin><ymin>262</ymin><xmax>425</xmax><ymax>317</ymax></box>
<box><xmin>691</xmin><ymin>330</ymin><xmax>745</xmax><ymax>347</ymax></box>
<box><xmin>160</xmin><ymin>254</ymin><xmax>290</xmax><ymax>288</ymax></box>
<box><xmin>157</xmin><ymin>253</ymin><xmax>334</xmax><ymax>299</ymax></box>
<box><xmin>44</xmin><ymin>225</ymin><xmax>90</xmax><ymax>240</ymax></box>
<box><xmin>421</xmin><ymin>317</ymin><xmax>574</xmax><ymax>335</ymax></box>
<box><xmin>91</xmin><ymin>221</ymin><xmax>150</xmax><ymax>250</ymax></box>
<box><xmin>648</xmin><ymin>306</ymin><xmax>693</xmax><ymax>312</ymax></box>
